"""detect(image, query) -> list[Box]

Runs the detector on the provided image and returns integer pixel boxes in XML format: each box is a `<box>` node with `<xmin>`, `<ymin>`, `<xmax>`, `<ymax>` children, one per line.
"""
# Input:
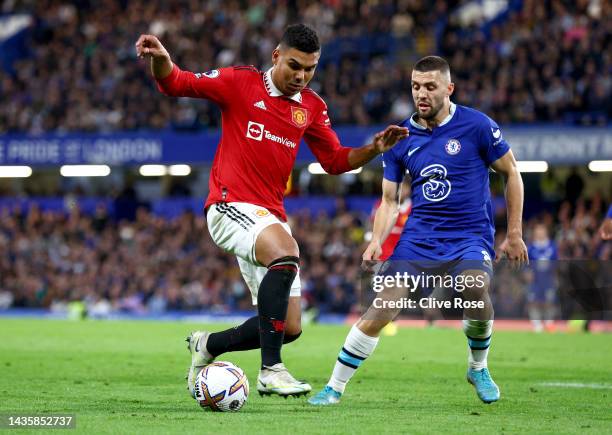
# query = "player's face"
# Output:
<box><xmin>533</xmin><ymin>225</ymin><xmax>548</xmax><ymax>242</ymax></box>
<box><xmin>272</xmin><ymin>47</ymin><xmax>320</xmax><ymax>95</ymax></box>
<box><xmin>411</xmin><ymin>70</ymin><xmax>454</xmax><ymax>120</ymax></box>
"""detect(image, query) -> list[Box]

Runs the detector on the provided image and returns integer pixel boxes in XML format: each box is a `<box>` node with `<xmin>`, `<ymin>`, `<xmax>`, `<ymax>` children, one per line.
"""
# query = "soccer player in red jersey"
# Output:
<box><xmin>136</xmin><ymin>24</ymin><xmax>408</xmax><ymax>398</ymax></box>
<box><xmin>369</xmin><ymin>178</ymin><xmax>412</xmax><ymax>261</ymax></box>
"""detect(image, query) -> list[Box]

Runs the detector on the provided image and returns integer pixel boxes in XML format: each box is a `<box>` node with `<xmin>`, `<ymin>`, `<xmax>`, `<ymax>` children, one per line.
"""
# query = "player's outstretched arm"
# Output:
<box><xmin>135</xmin><ymin>34</ymin><xmax>173</xmax><ymax>79</ymax></box>
<box><xmin>136</xmin><ymin>35</ymin><xmax>232</xmax><ymax>103</ymax></box>
<box><xmin>348</xmin><ymin>126</ymin><xmax>409</xmax><ymax>169</ymax></box>
<box><xmin>491</xmin><ymin>150</ymin><xmax>529</xmax><ymax>267</ymax></box>
<box><xmin>363</xmin><ymin>179</ymin><xmax>402</xmax><ymax>269</ymax></box>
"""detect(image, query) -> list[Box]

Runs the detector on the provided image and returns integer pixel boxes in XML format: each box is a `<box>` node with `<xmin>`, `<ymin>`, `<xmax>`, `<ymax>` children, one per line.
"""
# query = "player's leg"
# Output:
<box><xmin>204</xmin><ymin>297</ymin><xmax>302</xmax><ymax>358</ymax></box>
<box><xmin>527</xmin><ymin>281</ymin><xmax>545</xmax><ymax>332</ymax></box>
<box><xmin>458</xmin><ymin>266</ymin><xmax>500</xmax><ymax>403</ymax></box>
<box><xmin>187</xmin><ymin>203</ymin><xmax>304</xmax><ymax>397</ymax></box>
<box><xmin>528</xmin><ymin>301</ymin><xmax>544</xmax><ymax>332</ymax></box>
<box><xmin>253</xmin><ymin>222</ymin><xmax>311</xmax><ymax>396</ymax></box>
<box><xmin>309</xmin><ymin>283</ymin><xmax>405</xmax><ymax>405</ymax></box>
<box><xmin>308</xmin><ymin>318</ymin><xmax>385</xmax><ymax>405</ymax></box>
<box><xmin>543</xmin><ymin>288</ymin><xmax>557</xmax><ymax>332</ymax></box>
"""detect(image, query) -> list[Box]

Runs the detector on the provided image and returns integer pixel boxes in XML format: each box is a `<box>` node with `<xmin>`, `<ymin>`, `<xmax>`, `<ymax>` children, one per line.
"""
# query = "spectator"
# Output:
<box><xmin>0</xmin><ymin>0</ymin><xmax>608</xmax><ymax>133</ymax></box>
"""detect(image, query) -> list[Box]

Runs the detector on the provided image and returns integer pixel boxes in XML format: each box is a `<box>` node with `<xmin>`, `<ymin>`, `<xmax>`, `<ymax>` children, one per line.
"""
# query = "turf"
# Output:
<box><xmin>0</xmin><ymin>319</ymin><xmax>610</xmax><ymax>434</ymax></box>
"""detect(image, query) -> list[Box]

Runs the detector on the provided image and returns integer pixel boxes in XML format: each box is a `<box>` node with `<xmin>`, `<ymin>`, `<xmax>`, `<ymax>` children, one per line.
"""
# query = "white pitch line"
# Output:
<box><xmin>538</xmin><ymin>382</ymin><xmax>612</xmax><ymax>390</ymax></box>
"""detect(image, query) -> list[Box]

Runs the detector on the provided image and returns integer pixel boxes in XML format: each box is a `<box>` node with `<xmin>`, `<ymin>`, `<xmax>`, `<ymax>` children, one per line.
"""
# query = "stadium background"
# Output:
<box><xmin>0</xmin><ymin>0</ymin><xmax>610</xmax><ymax>323</ymax></box>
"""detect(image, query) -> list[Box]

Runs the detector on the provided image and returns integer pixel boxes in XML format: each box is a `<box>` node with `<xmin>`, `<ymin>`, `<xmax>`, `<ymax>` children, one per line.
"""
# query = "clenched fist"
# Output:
<box><xmin>135</xmin><ymin>34</ymin><xmax>173</xmax><ymax>79</ymax></box>
<box><xmin>135</xmin><ymin>34</ymin><xmax>170</xmax><ymax>59</ymax></box>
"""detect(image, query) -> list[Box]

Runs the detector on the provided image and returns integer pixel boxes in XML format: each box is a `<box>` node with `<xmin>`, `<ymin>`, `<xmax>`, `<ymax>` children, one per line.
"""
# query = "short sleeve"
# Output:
<box><xmin>382</xmin><ymin>148</ymin><xmax>404</xmax><ymax>183</ymax></box>
<box><xmin>479</xmin><ymin>115</ymin><xmax>510</xmax><ymax>166</ymax></box>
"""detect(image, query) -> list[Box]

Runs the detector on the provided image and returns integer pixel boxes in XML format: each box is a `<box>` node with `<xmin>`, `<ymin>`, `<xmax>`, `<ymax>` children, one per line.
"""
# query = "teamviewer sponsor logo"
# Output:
<box><xmin>246</xmin><ymin>121</ymin><xmax>264</xmax><ymax>141</ymax></box>
<box><xmin>245</xmin><ymin>121</ymin><xmax>297</xmax><ymax>148</ymax></box>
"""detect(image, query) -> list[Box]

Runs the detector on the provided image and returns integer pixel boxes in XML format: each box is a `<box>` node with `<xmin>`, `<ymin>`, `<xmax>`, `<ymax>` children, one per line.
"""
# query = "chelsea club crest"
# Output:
<box><xmin>445</xmin><ymin>139</ymin><xmax>461</xmax><ymax>155</ymax></box>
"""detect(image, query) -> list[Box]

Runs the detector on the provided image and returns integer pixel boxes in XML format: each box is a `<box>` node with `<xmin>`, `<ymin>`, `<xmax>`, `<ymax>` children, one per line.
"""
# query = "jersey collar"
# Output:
<box><xmin>409</xmin><ymin>102</ymin><xmax>456</xmax><ymax>130</ymax></box>
<box><xmin>264</xmin><ymin>68</ymin><xmax>302</xmax><ymax>103</ymax></box>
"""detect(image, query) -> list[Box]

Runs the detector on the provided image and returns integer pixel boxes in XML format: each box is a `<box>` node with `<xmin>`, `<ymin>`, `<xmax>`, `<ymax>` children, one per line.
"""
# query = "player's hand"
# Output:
<box><xmin>372</xmin><ymin>126</ymin><xmax>409</xmax><ymax>154</ymax></box>
<box><xmin>496</xmin><ymin>235</ymin><xmax>528</xmax><ymax>269</ymax></box>
<box><xmin>135</xmin><ymin>34</ymin><xmax>170</xmax><ymax>60</ymax></box>
<box><xmin>599</xmin><ymin>217</ymin><xmax>612</xmax><ymax>240</ymax></box>
<box><xmin>362</xmin><ymin>240</ymin><xmax>383</xmax><ymax>272</ymax></box>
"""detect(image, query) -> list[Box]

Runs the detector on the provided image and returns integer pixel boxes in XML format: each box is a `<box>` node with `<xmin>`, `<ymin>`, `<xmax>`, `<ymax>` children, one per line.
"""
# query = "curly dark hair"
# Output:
<box><xmin>280</xmin><ymin>24</ymin><xmax>320</xmax><ymax>53</ymax></box>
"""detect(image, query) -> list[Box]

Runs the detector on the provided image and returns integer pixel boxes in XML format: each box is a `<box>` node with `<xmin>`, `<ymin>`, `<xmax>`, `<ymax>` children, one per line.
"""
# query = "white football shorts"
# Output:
<box><xmin>206</xmin><ymin>202</ymin><xmax>301</xmax><ymax>304</ymax></box>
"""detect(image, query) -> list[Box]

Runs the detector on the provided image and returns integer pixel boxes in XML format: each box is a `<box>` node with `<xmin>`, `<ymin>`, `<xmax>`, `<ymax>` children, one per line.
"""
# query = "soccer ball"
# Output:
<box><xmin>194</xmin><ymin>361</ymin><xmax>249</xmax><ymax>412</ymax></box>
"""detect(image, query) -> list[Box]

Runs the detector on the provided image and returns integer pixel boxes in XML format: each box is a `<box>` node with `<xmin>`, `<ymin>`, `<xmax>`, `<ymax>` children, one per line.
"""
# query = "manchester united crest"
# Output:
<box><xmin>253</xmin><ymin>209</ymin><xmax>270</xmax><ymax>218</ymax></box>
<box><xmin>291</xmin><ymin>107</ymin><xmax>308</xmax><ymax>127</ymax></box>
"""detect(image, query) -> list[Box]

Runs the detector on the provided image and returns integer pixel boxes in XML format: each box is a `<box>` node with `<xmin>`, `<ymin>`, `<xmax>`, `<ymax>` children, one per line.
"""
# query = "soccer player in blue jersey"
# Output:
<box><xmin>526</xmin><ymin>224</ymin><xmax>559</xmax><ymax>332</ymax></box>
<box><xmin>309</xmin><ymin>56</ymin><xmax>528</xmax><ymax>405</ymax></box>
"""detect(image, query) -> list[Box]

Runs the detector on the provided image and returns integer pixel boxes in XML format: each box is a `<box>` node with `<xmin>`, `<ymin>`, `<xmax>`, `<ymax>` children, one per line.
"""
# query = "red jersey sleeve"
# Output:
<box><xmin>155</xmin><ymin>64</ymin><xmax>234</xmax><ymax>106</ymax></box>
<box><xmin>303</xmin><ymin>102</ymin><xmax>353</xmax><ymax>175</ymax></box>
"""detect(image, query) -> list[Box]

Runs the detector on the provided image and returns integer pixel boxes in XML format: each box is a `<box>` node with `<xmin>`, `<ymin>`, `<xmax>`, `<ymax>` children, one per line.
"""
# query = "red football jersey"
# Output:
<box><xmin>156</xmin><ymin>65</ymin><xmax>353</xmax><ymax>220</ymax></box>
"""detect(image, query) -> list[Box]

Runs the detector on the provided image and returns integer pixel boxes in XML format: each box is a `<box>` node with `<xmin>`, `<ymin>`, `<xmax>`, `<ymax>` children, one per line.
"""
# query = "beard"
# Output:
<box><xmin>417</xmin><ymin>101</ymin><xmax>443</xmax><ymax>120</ymax></box>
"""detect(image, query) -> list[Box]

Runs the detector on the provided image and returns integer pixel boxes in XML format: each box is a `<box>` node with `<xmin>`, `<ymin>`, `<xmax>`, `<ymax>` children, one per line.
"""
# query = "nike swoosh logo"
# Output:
<box><xmin>408</xmin><ymin>146</ymin><xmax>421</xmax><ymax>157</ymax></box>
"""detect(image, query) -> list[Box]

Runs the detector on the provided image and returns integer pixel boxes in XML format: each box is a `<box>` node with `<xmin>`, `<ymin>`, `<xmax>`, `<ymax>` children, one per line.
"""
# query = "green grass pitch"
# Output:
<box><xmin>1</xmin><ymin>319</ymin><xmax>610</xmax><ymax>434</ymax></box>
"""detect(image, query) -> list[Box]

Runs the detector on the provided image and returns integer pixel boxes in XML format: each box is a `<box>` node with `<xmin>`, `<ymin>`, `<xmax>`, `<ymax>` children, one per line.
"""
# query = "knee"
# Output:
<box><xmin>269</xmin><ymin>240</ymin><xmax>299</xmax><ymax>265</ymax></box>
<box><xmin>256</xmin><ymin>227</ymin><xmax>300</xmax><ymax>266</ymax></box>
<box><xmin>356</xmin><ymin>318</ymin><xmax>386</xmax><ymax>337</ymax></box>
<box><xmin>460</xmin><ymin>271</ymin><xmax>490</xmax><ymax>299</ymax></box>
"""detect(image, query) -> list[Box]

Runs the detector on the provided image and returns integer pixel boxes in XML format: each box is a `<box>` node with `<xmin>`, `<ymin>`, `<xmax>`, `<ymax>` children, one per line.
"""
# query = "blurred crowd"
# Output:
<box><xmin>0</xmin><ymin>0</ymin><xmax>609</xmax><ymax>134</ymax></box>
<box><xmin>441</xmin><ymin>0</ymin><xmax>610</xmax><ymax>125</ymax></box>
<box><xmin>0</xmin><ymin>193</ymin><xmax>609</xmax><ymax>317</ymax></box>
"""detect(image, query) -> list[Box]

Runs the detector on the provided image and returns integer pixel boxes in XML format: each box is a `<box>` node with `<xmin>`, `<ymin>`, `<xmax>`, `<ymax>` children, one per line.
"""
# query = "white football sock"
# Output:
<box><xmin>327</xmin><ymin>324</ymin><xmax>379</xmax><ymax>394</ymax></box>
<box><xmin>462</xmin><ymin>319</ymin><xmax>493</xmax><ymax>370</ymax></box>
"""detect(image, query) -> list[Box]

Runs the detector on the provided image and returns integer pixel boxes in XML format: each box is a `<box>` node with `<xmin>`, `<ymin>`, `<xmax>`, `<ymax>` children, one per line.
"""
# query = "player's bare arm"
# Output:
<box><xmin>348</xmin><ymin>126</ymin><xmax>409</xmax><ymax>169</ymax></box>
<box><xmin>135</xmin><ymin>34</ymin><xmax>173</xmax><ymax>79</ymax></box>
<box><xmin>363</xmin><ymin>179</ymin><xmax>402</xmax><ymax>267</ymax></box>
<box><xmin>491</xmin><ymin>150</ymin><xmax>528</xmax><ymax>267</ymax></box>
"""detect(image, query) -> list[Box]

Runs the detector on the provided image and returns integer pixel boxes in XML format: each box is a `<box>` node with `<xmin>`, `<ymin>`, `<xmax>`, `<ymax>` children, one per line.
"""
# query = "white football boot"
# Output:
<box><xmin>257</xmin><ymin>363</ymin><xmax>312</xmax><ymax>397</ymax></box>
<box><xmin>185</xmin><ymin>331</ymin><xmax>215</xmax><ymax>398</ymax></box>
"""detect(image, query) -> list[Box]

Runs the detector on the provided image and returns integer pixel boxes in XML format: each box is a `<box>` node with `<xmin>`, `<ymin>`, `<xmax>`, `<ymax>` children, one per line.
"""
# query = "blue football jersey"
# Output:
<box><xmin>527</xmin><ymin>240</ymin><xmax>558</xmax><ymax>293</ymax></box>
<box><xmin>383</xmin><ymin>103</ymin><xmax>510</xmax><ymax>251</ymax></box>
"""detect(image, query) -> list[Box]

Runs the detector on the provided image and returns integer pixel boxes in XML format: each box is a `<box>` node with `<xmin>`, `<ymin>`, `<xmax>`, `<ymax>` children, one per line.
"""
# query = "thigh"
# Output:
<box><xmin>447</xmin><ymin>244</ymin><xmax>494</xmax><ymax>284</ymax></box>
<box><xmin>207</xmin><ymin>202</ymin><xmax>281</xmax><ymax>264</ymax></box>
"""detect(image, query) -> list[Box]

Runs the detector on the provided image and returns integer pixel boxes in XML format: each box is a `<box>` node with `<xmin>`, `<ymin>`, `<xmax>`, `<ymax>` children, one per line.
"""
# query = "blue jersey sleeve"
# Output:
<box><xmin>607</xmin><ymin>204</ymin><xmax>612</xmax><ymax>218</ymax></box>
<box><xmin>382</xmin><ymin>148</ymin><xmax>404</xmax><ymax>182</ymax></box>
<box><xmin>478</xmin><ymin>115</ymin><xmax>510</xmax><ymax>166</ymax></box>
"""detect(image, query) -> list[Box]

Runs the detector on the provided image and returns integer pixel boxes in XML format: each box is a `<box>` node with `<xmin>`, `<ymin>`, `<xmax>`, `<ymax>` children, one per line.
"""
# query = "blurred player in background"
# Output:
<box><xmin>136</xmin><ymin>24</ymin><xmax>408</xmax><ymax>398</ymax></box>
<box><xmin>525</xmin><ymin>223</ymin><xmax>559</xmax><ymax>332</ymax></box>
<box><xmin>310</xmin><ymin>56</ymin><xmax>528</xmax><ymax>406</ymax></box>
<box><xmin>598</xmin><ymin>205</ymin><xmax>612</xmax><ymax>240</ymax></box>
